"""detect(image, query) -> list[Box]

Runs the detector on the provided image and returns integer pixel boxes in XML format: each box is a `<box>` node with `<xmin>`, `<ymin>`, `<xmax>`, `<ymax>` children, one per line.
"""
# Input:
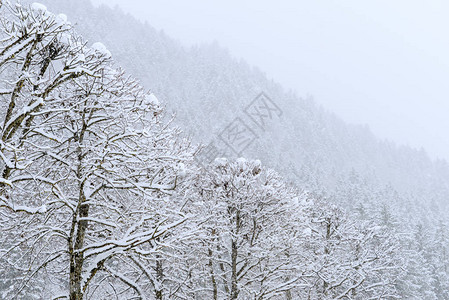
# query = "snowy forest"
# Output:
<box><xmin>1</xmin><ymin>1</ymin><xmax>449</xmax><ymax>299</ymax></box>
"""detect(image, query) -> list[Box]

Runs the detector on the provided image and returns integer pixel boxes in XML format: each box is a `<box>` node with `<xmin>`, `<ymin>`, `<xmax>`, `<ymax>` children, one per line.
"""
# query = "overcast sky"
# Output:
<box><xmin>92</xmin><ymin>0</ymin><xmax>449</xmax><ymax>161</ymax></box>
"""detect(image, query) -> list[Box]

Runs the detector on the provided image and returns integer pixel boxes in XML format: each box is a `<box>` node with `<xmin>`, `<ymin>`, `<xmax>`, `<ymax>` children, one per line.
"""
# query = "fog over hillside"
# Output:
<box><xmin>1</xmin><ymin>1</ymin><xmax>448</xmax><ymax>299</ymax></box>
<box><xmin>90</xmin><ymin>0</ymin><xmax>449</xmax><ymax>162</ymax></box>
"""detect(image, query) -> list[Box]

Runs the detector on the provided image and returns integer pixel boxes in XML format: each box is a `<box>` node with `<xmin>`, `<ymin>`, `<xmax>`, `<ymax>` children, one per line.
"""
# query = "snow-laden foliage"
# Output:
<box><xmin>184</xmin><ymin>158</ymin><xmax>300</xmax><ymax>299</ymax></box>
<box><xmin>173</xmin><ymin>159</ymin><xmax>401</xmax><ymax>299</ymax></box>
<box><xmin>0</xmin><ymin>2</ymin><xmax>193</xmax><ymax>299</ymax></box>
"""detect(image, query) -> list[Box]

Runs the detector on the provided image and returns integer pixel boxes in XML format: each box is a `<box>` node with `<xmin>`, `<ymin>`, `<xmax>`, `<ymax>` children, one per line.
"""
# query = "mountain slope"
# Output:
<box><xmin>35</xmin><ymin>0</ymin><xmax>449</xmax><ymax>203</ymax></box>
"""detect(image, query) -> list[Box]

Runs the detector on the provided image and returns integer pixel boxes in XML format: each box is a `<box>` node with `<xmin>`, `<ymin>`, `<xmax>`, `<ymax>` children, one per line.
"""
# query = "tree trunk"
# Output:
<box><xmin>230</xmin><ymin>239</ymin><xmax>238</xmax><ymax>300</ymax></box>
<box><xmin>217</xmin><ymin>244</ymin><xmax>230</xmax><ymax>295</ymax></box>
<box><xmin>155</xmin><ymin>254</ymin><xmax>164</xmax><ymax>300</ymax></box>
<box><xmin>208</xmin><ymin>248</ymin><xmax>218</xmax><ymax>300</ymax></box>
<box><xmin>69</xmin><ymin>197</ymin><xmax>89</xmax><ymax>300</ymax></box>
<box><xmin>70</xmin><ymin>130</ymin><xmax>89</xmax><ymax>300</ymax></box>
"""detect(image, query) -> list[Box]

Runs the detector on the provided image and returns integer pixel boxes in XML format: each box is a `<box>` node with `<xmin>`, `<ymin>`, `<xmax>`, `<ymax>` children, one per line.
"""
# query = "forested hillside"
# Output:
<box><xmin>1</xmin><ymin>0</ymin><xmax>448</xmax><ymax>298</ymax></box>
<box><xmin>36</xmin><ymin>0</ymin><xmax>449</xmax><ymax>197</ymax></box>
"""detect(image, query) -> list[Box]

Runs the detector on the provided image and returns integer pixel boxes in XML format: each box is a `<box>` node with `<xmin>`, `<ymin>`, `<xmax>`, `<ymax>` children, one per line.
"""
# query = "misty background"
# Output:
<box><xmin>91</xmin><ymin>0</ymin><xmax>449</xmax><ymax>161</ymax></box>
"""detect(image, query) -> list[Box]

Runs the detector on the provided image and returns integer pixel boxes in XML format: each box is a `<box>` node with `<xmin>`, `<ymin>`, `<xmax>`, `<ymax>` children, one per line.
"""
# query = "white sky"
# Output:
<box><xmin>92</xmin><ymin>0</ymin><xmax>449</xmax><ymax>161</ymax></box>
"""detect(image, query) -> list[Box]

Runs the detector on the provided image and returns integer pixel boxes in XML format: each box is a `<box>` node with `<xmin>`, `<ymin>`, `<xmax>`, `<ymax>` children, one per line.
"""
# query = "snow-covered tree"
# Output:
<box><xmin>301</xmin><ymin>198</ymin><xmax>401</xmax><ymax>299</ymax></box>
<box><xmin>0</xmin><ymin>2</ymin><xmax>193</xmax><ymax>299</ymax></box>
<box><xmin>430</xmin><ymin>220</ymin><xmax>449</xmax><ymax>299</ymax></box>
<box><xmin>185</xmin><ymin>158</ymin><xmax>301</xmax><ymax>299</ymax></box>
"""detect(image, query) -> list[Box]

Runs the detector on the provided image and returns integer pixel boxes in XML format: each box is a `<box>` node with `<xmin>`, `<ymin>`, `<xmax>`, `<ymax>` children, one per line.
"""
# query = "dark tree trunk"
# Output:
<box><xmin>155</xmin><ymin>254</ymin><xmax>164</xmax><ymax>300</ymax></box>
<box><xmin>230</xmin><ymin>239</ymin><xmax>239</xmax><ymax>300</ymax></box>
<box><xmin>208</xmin><ymin>248</ymin><xmax>218</xmax><ymax>300</ymax></box>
